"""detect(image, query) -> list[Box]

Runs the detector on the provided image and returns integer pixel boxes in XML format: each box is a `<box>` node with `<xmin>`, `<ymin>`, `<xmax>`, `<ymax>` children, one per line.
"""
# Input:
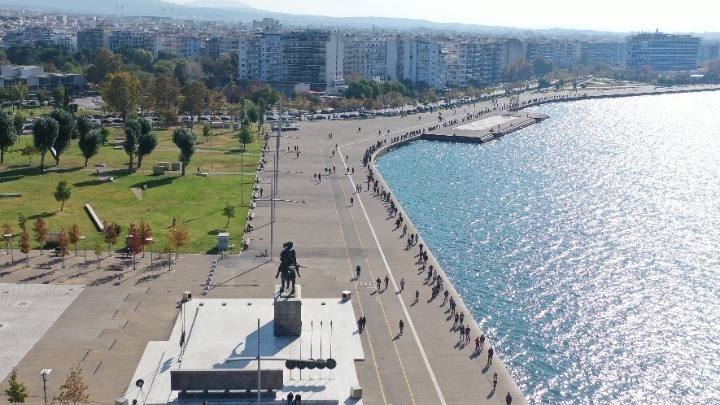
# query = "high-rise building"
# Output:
<box><xmin>576</xmin><ymin>41</ymin><xmax>626</xmax><ymax>66</ymax></box>
<box><xmin>626</xmin><ymin>31</ymin><xmax>701</xmax><ymax>71</ymax></box>
<box><xmin>400</xmin><ymin>38</ymin><xmax>447</xmax><ymax>90</ymax></box>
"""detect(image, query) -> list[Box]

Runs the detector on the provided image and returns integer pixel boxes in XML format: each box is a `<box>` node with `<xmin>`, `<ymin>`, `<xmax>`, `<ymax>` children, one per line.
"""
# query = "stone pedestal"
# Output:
<box><xmin>274</xmin><ymin>285</ymin><xmax>302</xmax><ymax>336</ymax></box>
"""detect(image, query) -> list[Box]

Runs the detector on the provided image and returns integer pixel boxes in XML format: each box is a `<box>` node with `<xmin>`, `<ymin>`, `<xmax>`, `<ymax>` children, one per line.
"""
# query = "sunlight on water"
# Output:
<box><xmin>375</xmin><ymin>92</ymin><xmax>720</xmax><ymax>404</ymax></box>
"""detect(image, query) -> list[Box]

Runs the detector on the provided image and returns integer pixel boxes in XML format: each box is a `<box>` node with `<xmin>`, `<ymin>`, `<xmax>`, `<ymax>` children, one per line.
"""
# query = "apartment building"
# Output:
<box><xmin>576</xmin><ymin>41</ymin><xmax>626</xmax><ymax>66</ymax></box>
<box><xmin>344</xmin><ymin>35</ymin><xmax>398</xmax><ymax>81</ymax></box>
<box><xmin>626</xmin><ymin>31</ymin><xmax>701</xmax><ymax>71</ymax></box>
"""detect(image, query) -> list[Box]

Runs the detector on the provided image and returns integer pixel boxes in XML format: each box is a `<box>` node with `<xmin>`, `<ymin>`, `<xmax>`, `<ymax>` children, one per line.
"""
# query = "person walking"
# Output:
<box><xmin>400</xmin><ymin>278</ymin><xmax>405</xmax><ymax>292</ymax></box>
<box><xmin>479</xmin><ymin>334</ymin><xmax>486</xmax><ymax>350</ymax></box>
<box><xmin>475</xmin><ymin>336</ymin><xmax>481</xmax><ymax>353</ymax></box>
<box><xmin>350</xmin><ymin>197</ymin><xmax>354</xmax><ymax>206</ymax></box>
<box><xmin>357</xmin><ymin>317</ymin><xmax>363</xmax><ymax>332</ymax></box>
<box><xmin>376</xmin><ymin>277</ymin><xmax>381</xmax><ymax>292</ymax></box>
<box><xmin>287</xmin><ymin>392</ymin><xmax>294</xmax><ymax>405</ymax></box>
<box><xmin>384</xmin><ymin>275</ymin><xmax>389</xmax><ymax>290</ymax></box>
<box><xmin>493</xmin><ymin>372</ymin><xmax>498</xmax><ymax>390</ymax></box>
<box><xmin>399</xmin><ymin>319</ymin><xmax>404</xmax><ymax>336</ymax></box>
<box><xmin>465</xmin><ymin>326</ymin><xmax>471</xmax><ymax>342</ymax></box>
<box><xmin>453</xmin><ymin>313</ymin><xmax>459</xmax><ymax>328</ymax></box>
<box><xmin>506</xmin><ymin>392</ymin><xmax>512</xmax><ymax>405</ymax></box>
<box><xmin>414</xmin><ymin>289</ymin><xmax>419</xmax><ymax>303</ymax></box>
<box><xmin>459</xmin><ymin>312</ymin><xmax>465</xmax><ymax>327</ymax></box>
<box><xmin>356</xmin><ymin>265</ymin><xmax>361</xmax><ymax>280</ymax></box>
<box><xmin>487</xmin><ymin>347</ymin><xmax>494</xmax><ymax>366</ymax></box>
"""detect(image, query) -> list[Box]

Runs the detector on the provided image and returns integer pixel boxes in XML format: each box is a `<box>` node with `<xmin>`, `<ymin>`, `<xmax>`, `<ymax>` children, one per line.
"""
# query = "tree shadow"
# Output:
<box><xmin>73</xmin><ymin>179</ymin><xmax>104</xmax><ymax>188</ymax></box>
<box><xmin>0</xmin><ymin>175</ymin><xmax>24</xmax><ymax>183</ymax></box>
<box><xmin>28</xmin><ymin>212</ymin><xmax>56</xmax><ymax>220</ymax></box>
<box><xmin>131</xmin><ymin>175</ymin><xmax>178</xmax><ymax>189</ymax></box>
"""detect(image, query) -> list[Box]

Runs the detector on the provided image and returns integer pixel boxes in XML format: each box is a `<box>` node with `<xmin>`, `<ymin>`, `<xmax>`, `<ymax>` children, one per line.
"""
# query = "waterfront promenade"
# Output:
<box><xmin>1</xmin><ymin>83</ymin><xmax>719</xmax><ymax>404</ymax></box>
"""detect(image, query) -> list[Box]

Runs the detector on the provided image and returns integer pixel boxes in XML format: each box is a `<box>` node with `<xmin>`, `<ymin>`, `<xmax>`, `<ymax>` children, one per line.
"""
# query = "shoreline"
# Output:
<box><xmin>364</xmin><ymin>83</ymin><xmax>720</xmax><ymax>401</ymax></box>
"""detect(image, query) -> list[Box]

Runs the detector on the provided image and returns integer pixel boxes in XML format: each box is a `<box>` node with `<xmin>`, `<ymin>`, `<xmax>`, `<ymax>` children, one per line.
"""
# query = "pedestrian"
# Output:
<box><xmin>356</xmin><ymin>265</ymin><xmax>361</xmax><ymax>280</ymax></box>
<box><xmin>260</xmin><ymin>188</ymin><xmax>263</xmax><ymax>197</ymax></box>
<box><xmin>479</xmin><ymin>334</ymin><xmax>485</xmax><ymax>350</ymax></box>
<box><xmin>399</xmin><ymin>319</ymin><xmax>404</xmax><ymax>335</ymax></box>
<box><xmin>465</xmin><ymin>326</ymin><xmax>471</xmax><ymax>342</ymax></box>
<box><xmin>414</xmin><ymin>289</ymin><xmax>419</xmax><ymax>303</ymax></box>
<box><xmin>361</xmin><ymin>316</ymin><xmax>366</xmax><ymax>331</ymax></box>
<box><xmin>376</xmin><ymin>277</ymin><xmax>381</xmax><ymax>292</ymax></box>
<box><xmin>357</xmin><ymin>317</ymin><xmax>363</xmax><ymax>332</ymax></box>
<box><xmin>459</xmin><ymin>312</ymin><xmax>465</xmax><ymax>326</ymax></box>
<box><xmin>400</xmin><ymin>278</ymin><xmax>405</xmax><ymax>291</ymax></box>
<box><xmin>384</xmin><ymin>275</ymin><xmax>389</xmax><ymax>290</ymax></box>
<box><xmin>475</xmin><ymin>336</ymin><xmax>480</xmax><ymax>352</ymax></box>
<box><xmin>294</xmin><ymin>393</ymin><xmax>301</xmax><ymax>405</ymax></box>
<box><xmin>287</xmin><ymin>392</ymin><xmax>294</xmax><ymax>405</ymax></box>
<box><xmin>453</xmin><ymin>313</ymin><xmax>459</xmax><ymax>328</ymax></box>
<box><xmin>487</xmin><ymin>347</ymin><xmax>494</xmax><ymax>365</ymax></box>
<box><xmin>493</xmin><ymin>372</ymin><xmax>498</xmax><ymax>389</ymax></box>
<box><xmin>506</xmin><ymin>392</ymin><xmax>512</xmax><ymax>405</ymax></box>
<box><xmin>350</xmin><ymin>197</ymin><xmax>354</xmax><ymax>206</ymax></box>
<box><xmin>443</xmin><ymin>290</ymin><xmax>449</xmax><ymax>304</ymax></box>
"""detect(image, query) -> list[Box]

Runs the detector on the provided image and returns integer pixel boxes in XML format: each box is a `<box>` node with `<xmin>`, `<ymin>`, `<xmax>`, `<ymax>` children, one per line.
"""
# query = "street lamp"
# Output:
<box><xmin>4</xmin><ymin>233</ymin><xmax>12</xmax><ymax>261</ymax></box>
<box><xmin>40</xmin><ymin>369</ymin><xmax>51</xmax><ymax>405</ymax></box>
<box><xmin>79</xmin><ymin>234</ymin><xmax>86</xmax><ymax>263</ymax></box>
<box><xmin>146</xmin><ymin>237</ymin><xmax>154</xmax><ymax>270</ymax></box>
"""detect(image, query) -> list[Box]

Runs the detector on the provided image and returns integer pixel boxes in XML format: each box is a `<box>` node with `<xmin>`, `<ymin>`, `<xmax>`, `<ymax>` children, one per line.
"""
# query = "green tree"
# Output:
<box><xmin>50</xmin><ymin>108</ymin><xmax>77</xmax><ymax>165</ymax></box>
<box><xmin>100</xmin><ymin>71</ymin><xmax>142</xmax><ymax>120</ymax></box>
<box><xmin>239</xmin><ymin>126</ymin><xmax>252</xmax><ymax>151</ymax></box>
<box><xmin>32</xmin><ymin>116</ymin><xmax>59</xmax><ymax>172</ymax></box>
<box><xmin>52</xmin><ymin>86</ymin><xmax>66</xmax><ymax>109</ymax></box>
<box><xmin>85</xmin><ymin>48</ymin><xmax>123</xmax><ymax>84</ymax></box>
<box><xmin>344</xmin><ymin>79</ymin><xmax>381</xmax><ymax>100</ymax></box>
<box><xmin>152</xmin><ymin>74</ymin><xmax>182</xmax><ymax>126</ymax></box>
<box><xmin>53</xmin><ymin>365</ymin><xmax>89</xmax><ymax>405</ymax></box>
<box><xmin>4</xmin><ymin>368</ymin><xmax>29</xmax><ymax>403</ymax></box>
<box><xmin>533</xmin><ymin>57</ymin><xmax>554</xmax><ymax>77</ymax></box>
<box><xmin>202</xmin><ymin>123</ymin><xmax>212</xmax><ymax>138</ymax></box>
<box><xmin>17</xmin><ymin>213</ymin><xmax>27</xmax><ymax>233</ymax></box>
<box><xmin>0</xmin><ymin>108</ymin><xmax>18</xmax><ymax>163</ymax></box>
<box><xmin>75</xmin><ymin>115</ymin><xmax>93</xmax><ymax>139</ymax></box>
<box><xmin>246</xmin><ymin>107</ymin><xmax>258</xmax><ymax>125</ymax></box>
<box><xmin>13</xmin><ymin>112</ymin><xmax>24</xmax><ymax>134</ymax></box>
<box><xmin>123</xmin><ymin>119</ymin><xmax>141</xmax><ymax>171</ymax></box>
<box><xmin>98</xmin><ymin>125</ymin><xmax>110</xmax><ymax>145</ymax></box>
<box><xmin>172</xmin><ymin>127</ymin><xmax>196</xmax><ymax>176</ymax></box>
<box><xmin>137</xmin><ymin>131</ymin><xmax>158</xmax><ymax>168</ymax></box>
<box><xmin>20</xmin><ymin>144</ymin><xmax>38</xmax><ymax>166</ymax></box>
<box><xmin>54</xmin><ymin>180</ymin><xmax>72</xmax><ymax>211</ymax></box>
<box><xmin>251</xmin><ymin>86</ymin><xmax>280</xmax><ymax>106</ymax></box>
<box><xmin>93</xmin><ymin>242</ymin><xmax>103</xmax><ymax>269</ymax></box>
<box><xmin>78</xmin><ymin>129</ymin><xmax>101</xmax><ymax>167</ymax></box>
<box><xmin>222</xmin><ymin>203</ymin><xmax>235</xmax><ymax>228</ymax></box>
<box><xmin>179</xmin><ymin>80</ymin><xmax>209</xmax><ymax>125</ymax></box>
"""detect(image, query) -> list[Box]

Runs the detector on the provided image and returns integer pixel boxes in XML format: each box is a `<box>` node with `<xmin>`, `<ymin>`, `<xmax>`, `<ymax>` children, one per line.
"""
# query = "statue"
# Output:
<box><xmin>275</xmin><ymin>241</ymin><xmax>301</xmax><ymax>294</ymax></box>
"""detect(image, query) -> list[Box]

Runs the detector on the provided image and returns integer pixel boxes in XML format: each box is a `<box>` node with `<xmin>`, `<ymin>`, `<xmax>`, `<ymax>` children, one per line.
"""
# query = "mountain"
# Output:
<box><xmin>182</xmin><ymin>0</ymin><xmax>254</xmax><ymax>9</ymax></box>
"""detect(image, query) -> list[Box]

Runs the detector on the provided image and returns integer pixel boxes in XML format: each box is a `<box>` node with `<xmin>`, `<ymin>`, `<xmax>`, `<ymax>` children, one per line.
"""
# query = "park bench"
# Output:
<box><xmin>85</xmin><ymin>204</ymin><xmax>105</xmax><ymax>232</ymax></box>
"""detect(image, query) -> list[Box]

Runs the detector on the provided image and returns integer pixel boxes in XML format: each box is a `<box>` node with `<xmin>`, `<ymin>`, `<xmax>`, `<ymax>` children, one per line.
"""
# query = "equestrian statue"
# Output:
<box><xmin>275</xmin><ymin>241</ymin><xmax>301</xmax><ymax>294</ymax></box>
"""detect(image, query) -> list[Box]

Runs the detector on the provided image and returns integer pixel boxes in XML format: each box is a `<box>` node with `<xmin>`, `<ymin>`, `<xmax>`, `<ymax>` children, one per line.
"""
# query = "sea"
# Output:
<box><xmin>374</xmin><ymin>91</ymin><xmax>720</xmax><ymax>404</ymax></box>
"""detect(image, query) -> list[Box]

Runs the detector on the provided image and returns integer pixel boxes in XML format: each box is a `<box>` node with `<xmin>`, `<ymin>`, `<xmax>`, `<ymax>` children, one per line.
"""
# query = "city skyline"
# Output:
<box><xmin>165</xmin><ymin>0</ymin><xmax>717</xmax><ymax>34</ymax></box>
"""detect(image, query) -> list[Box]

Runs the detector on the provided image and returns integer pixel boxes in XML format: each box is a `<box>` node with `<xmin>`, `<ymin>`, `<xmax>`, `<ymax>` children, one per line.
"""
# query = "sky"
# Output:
<box><xmin>164</xmin><ymin>0</ymin><xmax>718</xmax><ymax>33</ymax></box>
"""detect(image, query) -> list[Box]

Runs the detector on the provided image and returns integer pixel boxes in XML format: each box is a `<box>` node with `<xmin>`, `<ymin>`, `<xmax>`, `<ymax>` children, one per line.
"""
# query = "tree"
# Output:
<box><xmin>100</xmin><ymin>72</ymin><xmax>142</xmax><ymax>120</ymax></box>
<box><xmin>4</xmin><ymin>368</ymin><xmax>29</xmax><ymax>403</ymax></box>
<box><xmin>75</xmin><ymin>115</ymin><xmax>93</xmax><ymax>139</ymax></box>
<box><xmin>68</xmin><ymin>223</ymin><xmax>81</xmax><ymax>256</ymax></box>
<box><xmin>85</xmin><ymin>48</ymin><xmax>123</xmax><ymax>84</ymax></box>
<box><xmin>52</xmin><ymin>86</ymin><xmax>66</xmax><ymax>109</ymax></box>
<box><xmin>138</xmin><ymin>220</ymin><xmax>153</xmax><ymax>258</ymax></box>
<box><xmin>57</xmin><ymin>229</ymin><xmax>70</xmax><ymax>267</ymax></box>
<box><xmin>50</xmin><ymin>109</ymin><xmax>77</xmax><ymax>165</ymax></box>
<box><xmin>2</xmin><ymin>223</ymin><xmax>12</xmax><ymax>261</ymax></box>
<box><xmin>93</xmin><ymin>242</ymin><xmax>103</xmax><ymax>269</ymax></box>
<box><xmin>239</xmin><ymin>126</ymin><xmax>252</xmax><ymax>151</ymax></box>
<box><xmin>0</xmin><ymin>108</ymin><xmax>18</xmax><ymax>164</ymax></box>
<box><xmin>32</xmin><ymin>217</ymin><xmax>48</xmax><ymax>255</ymax></box>
<box><xmin>17</xmin><ymin>213</ymin><xmax>27</xmax><ymax>233</ymax></box>
<box><xmin>127</xmin><ymin>223</ymin><xmax>143</xmax><ymax>270</ymax></box>
<box><xmin>13</xmin><ymin>112</ymin><xmax>24</xmax><ymax>134</ymax></box>
<box><xmin>32</xmin><ymin>116</ymin><xmax>59</xmax><ymax>172</ymax></box>
<box><xmin>222</xmin><ymin>203</ymin><xmax>235</xmax><ymax>228</ymax></box>
<box><xmin>203</xmin><ymin>122</ymin><xmax>212</xmax><ymax>138</ymax></box>
<box><xmin>533</xmin><ymin>57</ymin><xmax>554</xmax><ymax>77</ymax></box>
<box><xmin>179</xmin><ymin>80</ymin><xmax>209</xmax><ymax>125</ymax></box>
<box><xmin>251</xmin><ymin>86</ymin><xmax>280</xmax><ymax>106</ymax></box>
<box><xmin>54</xmin><ymin>365</ymin><xmax>89</xmax><ymax>405</ymax></box>
<box><xmin>78</xmin><ymin>130</ymin><xmax>100</xmax><ymax>167</ymax></box>
<box><xmin>172</xmin><ymin>127</ymin><xmax>196</xmax><ymax>176</ymax></box>
<box><xmin>18</xmin><ymin>232</ymin><xmax>30</xmax><ymax>267</ymax></box>
<box><xmin>123</xmin><ymin>119</ymin><xmax>141</xmax><ymax>172</ymax></box>
<box><xmin>137</xmin><ymin>131</ymin><xmax>158</xmax><ymax>169</ymax></box>
<box><xmin>103</xmin><ymin>221</ymin><xmax>120</xmax><ymax>256</ymax></box>
<box><xmin>168</xmin><ymin>226</ymin><xmax>189</xmax><ymax>259</ymax></box>
<box><xmin>54</xmin><ymin>181</ymin><xmax>72</xmax><ymax>211</ymax></box>
<box><xmin>207</xmin><ymin>88</ymin><xmax>225</xmax><ymax>115</ymax></box>
<box><xmin>20</xmin><ymin>144</ymin><xmax>38</xmax><ymax>166</ymax></box>
<box><xmin>152</xmin><ymin>74</ymin><xmax>182</xmax><ymax>126</ymax></box>
<box><xmin>98</xmin><ymin>125</ymin><xmax>110</xmax><ymax>145</ymax></box>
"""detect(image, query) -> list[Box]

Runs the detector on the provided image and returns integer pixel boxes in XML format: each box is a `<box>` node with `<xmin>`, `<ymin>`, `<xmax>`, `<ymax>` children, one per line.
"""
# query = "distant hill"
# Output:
<box><xmin>183</xmin><ymin>0</ymin><xmax>254</xmax><ymax>9</ymax></box>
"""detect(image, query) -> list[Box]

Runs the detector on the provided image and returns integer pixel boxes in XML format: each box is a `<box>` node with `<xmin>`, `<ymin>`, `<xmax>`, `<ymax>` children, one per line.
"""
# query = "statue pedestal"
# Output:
<box><xmin>274</xmin><ymin>285</ymin><xmax>302</xmax><ymax>336</ymax></box>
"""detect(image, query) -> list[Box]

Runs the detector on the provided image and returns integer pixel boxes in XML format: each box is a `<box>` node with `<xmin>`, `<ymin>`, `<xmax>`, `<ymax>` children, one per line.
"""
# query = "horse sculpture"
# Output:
<box><xmin>275</xmin><ymin>241</ymin><xmax>301</xmax><ymax>294</ymax></box>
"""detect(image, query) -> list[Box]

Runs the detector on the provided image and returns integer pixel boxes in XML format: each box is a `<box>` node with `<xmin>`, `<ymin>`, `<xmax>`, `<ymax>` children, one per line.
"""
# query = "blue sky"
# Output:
<box><xmin>164</xmin><ymin>0</ymin><xmax>717</xmax><ymax>33</ymax></box>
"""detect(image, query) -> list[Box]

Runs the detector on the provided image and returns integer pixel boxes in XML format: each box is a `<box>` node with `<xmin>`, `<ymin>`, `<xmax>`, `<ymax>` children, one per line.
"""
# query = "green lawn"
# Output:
<box><xmin>0</xmin><ymin>125</ymin><xmax>261</xmax><ymax>253</ymax></box>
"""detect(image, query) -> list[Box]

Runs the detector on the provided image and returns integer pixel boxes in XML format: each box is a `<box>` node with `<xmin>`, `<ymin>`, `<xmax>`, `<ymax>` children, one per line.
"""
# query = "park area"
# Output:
<box><xmin>0</xmin><ymin>123</ymin><xmax>261</xmax><ymax>254</ymax></box>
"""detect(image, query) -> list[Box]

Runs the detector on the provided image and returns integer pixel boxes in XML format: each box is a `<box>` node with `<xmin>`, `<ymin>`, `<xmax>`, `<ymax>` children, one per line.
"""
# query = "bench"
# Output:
<box><xmin>170</xmin><ymin>369</ymin><xmax>282</xmax><ymax>393</ymax></box>
<box><xmin>85</xmin><ymin>204</ymin><xmax>104</xmax><ymax>232</ymax></box>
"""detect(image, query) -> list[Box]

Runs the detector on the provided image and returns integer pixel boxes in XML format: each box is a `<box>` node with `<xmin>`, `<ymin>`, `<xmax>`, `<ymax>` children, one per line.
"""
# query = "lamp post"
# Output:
<box><xmin>79</xmin><ymin>234</ymin><xmax>86</xmax><ymax>263</ymax></box>
<box><xmin>4</xmin><ymin>233</ymin><xmax>12</xmax><ymax>261</ymax></box>
<box><xmin>146</xmin><ymin>237</ymin><xmax>154</xmax><ymax>270</ymax></box>
<box><xmin>40</xmin><ymin>369</ymin><xmax>51</xmax><ymax>405</ymax></box>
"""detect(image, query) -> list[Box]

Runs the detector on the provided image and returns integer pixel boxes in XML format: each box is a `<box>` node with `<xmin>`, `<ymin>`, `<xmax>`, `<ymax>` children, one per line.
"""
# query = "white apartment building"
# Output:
<box><xmin>343</xmin><ymin>36</ymin><xmax>398</xmax><ymax>81</ymax></box>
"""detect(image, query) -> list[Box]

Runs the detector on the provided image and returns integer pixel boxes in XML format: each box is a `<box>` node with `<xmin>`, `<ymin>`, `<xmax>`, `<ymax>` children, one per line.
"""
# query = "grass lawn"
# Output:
<box><xmin>0</xmin><ymin>125</ymin><xmax>262</xmax><ymax>253</ymax></box>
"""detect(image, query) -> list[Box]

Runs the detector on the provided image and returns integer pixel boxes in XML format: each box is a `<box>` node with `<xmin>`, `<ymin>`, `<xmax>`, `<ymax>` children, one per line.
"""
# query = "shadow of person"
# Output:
<box><xmin>486</xmin><ymin>386</ymin><xmax>496</xmax><ymax>400</ymax></box>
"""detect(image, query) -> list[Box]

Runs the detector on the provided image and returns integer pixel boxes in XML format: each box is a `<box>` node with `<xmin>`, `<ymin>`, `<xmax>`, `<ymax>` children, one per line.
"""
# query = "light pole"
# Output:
<box><xmin>4</xmin><ymin>233</ymin><xmax>12</xmax><ymax>261</ymax></box>
<box><xmin>79</xmin><ymin>234</ymin><xmax>86</xmax><ymax>263</ymax></box>
<box><xmin>40</xmin><ymin>369</ymin><xmax>51</xmax><ymax>405</ymax></box>
<box><xmin>146</xmin><ymin>237</ymin><xmax>154</xmax><ymax>270</ymax></box>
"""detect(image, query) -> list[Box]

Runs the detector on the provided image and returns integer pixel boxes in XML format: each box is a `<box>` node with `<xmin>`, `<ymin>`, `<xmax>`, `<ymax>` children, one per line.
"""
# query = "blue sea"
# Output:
<box><xmin>375</xmin><ymin>92</ymin><xmax>720</xmax><ymax>404</ymax></box>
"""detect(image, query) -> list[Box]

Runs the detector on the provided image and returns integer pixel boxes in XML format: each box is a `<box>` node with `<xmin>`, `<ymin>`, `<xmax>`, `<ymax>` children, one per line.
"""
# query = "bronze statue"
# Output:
<box><xmin>275</xmin><ymin>241</ymin><xmax>301</xmax><ymax>294</ymax></box>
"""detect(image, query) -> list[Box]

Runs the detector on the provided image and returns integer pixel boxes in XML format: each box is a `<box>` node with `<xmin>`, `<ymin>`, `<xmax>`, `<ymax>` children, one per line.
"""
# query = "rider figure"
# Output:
<box><xmin>275</xmin><ymin>241</ymin><xmax>300</xmax><ymax>292</ymax></box>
